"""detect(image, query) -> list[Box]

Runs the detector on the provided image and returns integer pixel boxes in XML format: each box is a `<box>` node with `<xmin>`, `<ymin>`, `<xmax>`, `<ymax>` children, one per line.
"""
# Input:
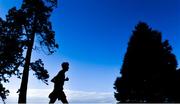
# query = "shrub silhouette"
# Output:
<box><xmin>114</xmin><ymin>22</ymin><xmax>178</xmax><ymax>103</ymax></box>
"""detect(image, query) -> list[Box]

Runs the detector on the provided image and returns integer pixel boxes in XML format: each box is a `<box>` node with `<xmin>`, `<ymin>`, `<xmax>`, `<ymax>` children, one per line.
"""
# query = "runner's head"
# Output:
<box><xmin>61</xmin><ymin>62</ymin><xmax>69</xmax><ymax>71</ymax></box>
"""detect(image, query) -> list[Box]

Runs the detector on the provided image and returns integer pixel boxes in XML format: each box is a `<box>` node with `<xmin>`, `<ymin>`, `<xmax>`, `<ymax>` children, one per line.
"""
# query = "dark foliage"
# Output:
<box><xmin>0</xmin><ymin>0</ymin><xmax>58</xmax><ymax>103</ymax></box>
<box><xmin>0</xmin><ymin>8</ymin><xmax>24</xmax><ymax>103</ymax></box>
<box><xmin>30</xmin><ymin>59</ymin><xmax>49</xmax><ymax>85</ymax></box>
<box><xmin>20</xmin><ymin>0</ymin><xmax>58</xmax><ymax>54</ymax></box>
<box><xmin>18</xmin><ymin>0</ymin><xmax>58</xmax><ymax>103</ymax></box>
<box><xmin>174</xmin><ymin>68</ymin><xmax>180</xmax><ymax>102</ymax></box>
<box><xmin>0</xmin><ymin>83</ymin><xmax>9</xmax><ymax>104</ymax></box>
<box><xmin>114</xmin><ymin>22</ymin><xmax>179</xmax><ymax>103</ymax></box>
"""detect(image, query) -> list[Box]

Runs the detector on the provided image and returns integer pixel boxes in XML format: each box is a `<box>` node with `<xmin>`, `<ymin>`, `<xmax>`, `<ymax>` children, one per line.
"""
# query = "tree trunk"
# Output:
<box><xmin>18</xmin><ymin>31</ymin><xmax>35</xmax><ymax>103</ymax></box>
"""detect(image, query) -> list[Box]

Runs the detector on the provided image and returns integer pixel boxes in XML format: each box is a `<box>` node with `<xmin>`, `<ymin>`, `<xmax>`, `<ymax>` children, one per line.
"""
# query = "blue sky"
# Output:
<box><xmin>0</xmin><ymin>0</ymin><xmax>180</xmax><ymax>103</ymax></box>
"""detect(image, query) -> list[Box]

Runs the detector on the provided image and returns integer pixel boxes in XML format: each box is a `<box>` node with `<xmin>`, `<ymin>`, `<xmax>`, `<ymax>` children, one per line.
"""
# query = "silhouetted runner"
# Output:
<box><xmin>49</xmin><ymin>62</ymin><xmax>69</xmax><ymax>104</ymax></box>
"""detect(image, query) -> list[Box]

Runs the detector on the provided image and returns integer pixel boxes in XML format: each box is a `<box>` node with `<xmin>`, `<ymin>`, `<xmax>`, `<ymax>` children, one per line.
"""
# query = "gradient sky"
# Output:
<box><xmin>0</xmin><ymin>0</ymin><xmax>180</xmax><ymax>103</ymax></box>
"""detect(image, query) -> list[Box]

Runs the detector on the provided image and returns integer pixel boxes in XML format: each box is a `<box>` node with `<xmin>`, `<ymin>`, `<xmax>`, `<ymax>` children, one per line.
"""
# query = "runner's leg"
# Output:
<box><xmin>49</xmin><ymin>97</ymin><xmax>57</xmax><ymax>104</ymax></box>
<box><xmin>60</xmin><ymin>91</ymin><xmax>68</xmax><ymax>104</ymax></box>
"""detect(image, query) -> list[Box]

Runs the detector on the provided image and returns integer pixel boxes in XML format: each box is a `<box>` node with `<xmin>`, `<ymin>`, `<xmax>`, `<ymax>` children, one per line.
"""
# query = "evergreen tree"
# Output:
<box><xmin>175</xmin><ymin>68</ymin><xmax>180</xmax><ymax>102</ymax></box>
<box><xmin>114</xmin><ymin>22</ymin><xmax>178</xmax><ymax>103</ymax></box>
<box><xmin>0</xmin><ymin>8</ymin><xmax>24</xmax><ymax>103</ymax></box>
<box><xmin>17</xmin><ymin>0</ymin><xmax>58</xmax><ymax>103</ymax></box>
<box><xmin>0</xmin><ymin>0</ymin><xmax>58</xmax><ymax>103</ymax></box>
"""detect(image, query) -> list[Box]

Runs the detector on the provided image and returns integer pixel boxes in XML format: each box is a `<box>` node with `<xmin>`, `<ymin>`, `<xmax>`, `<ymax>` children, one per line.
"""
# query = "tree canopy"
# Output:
<box><xmin>0</xmin><ymin>8</ymin><xmax>24</xmax><ymax>103</ymax></box>
<box><xmin>0</xmin><ymin>0</ymin><xmax>58</xmax><ymax>103</ymax></box>
<box><xmin>114</xmin><ymin>22</ymin><xmax>179</xmax><ymax>103</ymax></box>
